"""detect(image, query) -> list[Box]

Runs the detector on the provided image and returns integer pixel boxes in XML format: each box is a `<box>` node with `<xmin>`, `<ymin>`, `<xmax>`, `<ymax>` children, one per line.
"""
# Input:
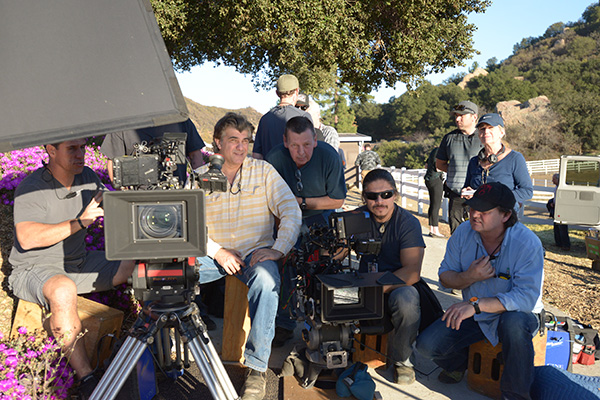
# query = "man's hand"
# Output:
<box><xmin>79</xmin><ymin>191</ymin><xmax>104</xmax><ymax>227</ymax></box>
<box><xmin>466</xmin><ymin>255</ymin><xmax>495</xmax><ymax>283</ymax></box>
<box><xmin>249</xmin><ymin>248</ymin><xmax>282</xmax><ymax>267</ymax></box>
<box><xmin>215</xmin><ymin>248</ymin><xmax>245</xmax><ymax>275</ymax></box>
<box><xmin>461</xmin><ymin>186</ymin><xmax>475</xmax><ymax>199</ymax></box>
<box><xmin>441</xmin><ymin>301</ymin><xmax>476</xmax><ymax>330</ymax></box>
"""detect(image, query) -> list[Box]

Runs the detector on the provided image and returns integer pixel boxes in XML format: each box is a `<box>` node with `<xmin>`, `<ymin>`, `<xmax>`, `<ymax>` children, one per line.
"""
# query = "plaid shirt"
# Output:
<box><xmin>197</xmin><ymin>157</ymin><xmax>301</xmax><ymax>259</ymax></box>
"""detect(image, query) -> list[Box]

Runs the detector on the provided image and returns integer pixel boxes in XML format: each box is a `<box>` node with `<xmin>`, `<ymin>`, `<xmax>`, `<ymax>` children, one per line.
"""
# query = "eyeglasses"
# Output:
<box><xmin>295</xmin><ymin>169</ymin><xmax>303</xmax><ymax>192</ymax></box>
<box><xmin>453</xmin><ymin>104</ymin><xmax>466</xmax><ymax>111</ymax></box>
<box><xmin>296</xmin><ymin>105</ymin><xmax>309</xmax><ymax>111</ymax></box>
<box><xmin>364</xmin><ymin>190</ymin><xmax>394</xmax><ymax>200</ymax></box>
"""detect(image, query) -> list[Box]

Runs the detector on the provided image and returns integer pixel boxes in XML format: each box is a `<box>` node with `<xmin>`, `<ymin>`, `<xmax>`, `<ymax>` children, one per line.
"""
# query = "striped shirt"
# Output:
<box><xmin>196</xmin><ymin>157</ymin><xmax>301</xmax><ymax>259</ymax></box>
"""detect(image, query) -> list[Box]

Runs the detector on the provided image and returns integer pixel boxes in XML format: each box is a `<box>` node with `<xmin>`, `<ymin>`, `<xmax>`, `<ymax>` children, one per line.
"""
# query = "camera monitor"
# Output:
<box><xmin>104</xmin><ymin>190</ymin><xmax>206</xmax><ymax>260</ymax></box>
<box><xmin>317</xmin><ymin>272</ymin><xmax>402</xmax><ymax>323</ymax></box>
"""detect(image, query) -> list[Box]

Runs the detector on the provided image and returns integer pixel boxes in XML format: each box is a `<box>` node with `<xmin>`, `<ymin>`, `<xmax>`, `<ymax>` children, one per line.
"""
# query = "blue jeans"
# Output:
<box><xmin>388</xmin><ymin>285</ymin><xmax>420</xmax><ymax>366</ymax></box>
<box><xmin>196</xmin><ymin>252</ymin><xmax>280</xmax><ymax>372</ymax></box>
<box><xmin>416</xmin><ymin>311</ymin><xmax>539</xmax><ymax>400</ymax></box>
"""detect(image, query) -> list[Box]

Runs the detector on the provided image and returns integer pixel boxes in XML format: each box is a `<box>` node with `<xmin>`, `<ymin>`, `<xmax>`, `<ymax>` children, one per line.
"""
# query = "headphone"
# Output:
<box><xmin>478</xmin><ymin>144</ymin><xmax>505</xmax><ymax>164</ymax></box>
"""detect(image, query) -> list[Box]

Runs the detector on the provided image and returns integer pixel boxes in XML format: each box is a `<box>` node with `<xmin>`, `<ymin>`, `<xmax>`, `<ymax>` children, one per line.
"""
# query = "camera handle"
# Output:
<box><xmin>90</xmin><ymin>301</ymin><xmax>239</xmax><ymax>400</ymax></box>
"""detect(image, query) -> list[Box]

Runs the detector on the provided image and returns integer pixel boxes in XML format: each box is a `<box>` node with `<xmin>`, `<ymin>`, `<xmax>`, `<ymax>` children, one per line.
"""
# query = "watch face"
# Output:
<box><xmin>470</xmin><ymin>296</ymin><xmax>478</xmax><ymax>303</ymax></box>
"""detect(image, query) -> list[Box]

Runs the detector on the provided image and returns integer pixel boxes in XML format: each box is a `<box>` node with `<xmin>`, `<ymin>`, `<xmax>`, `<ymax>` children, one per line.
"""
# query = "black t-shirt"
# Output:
<box><xmin>356</xmin><ymin>205</ymin><xmax>425</xmax><ymax>273</ymax></box>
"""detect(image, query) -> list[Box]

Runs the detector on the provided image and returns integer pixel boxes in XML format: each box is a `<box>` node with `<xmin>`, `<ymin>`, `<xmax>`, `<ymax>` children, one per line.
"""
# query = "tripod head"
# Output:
<box><xmin>129</xmin><ymin>257</ymin><xmax>200</xmax><ymax>305</ymax></box>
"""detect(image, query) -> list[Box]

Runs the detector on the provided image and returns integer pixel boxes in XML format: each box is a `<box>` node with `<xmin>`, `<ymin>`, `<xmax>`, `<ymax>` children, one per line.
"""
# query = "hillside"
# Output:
<box><xmin>354</xmin><ymin>2</ymin><xmax>600</xmax><ymax>166</ymax></box>
<box><xmin>184</xmin><ymin>98</ymin><xmax>263</xmax><ymax>145</ymax></box>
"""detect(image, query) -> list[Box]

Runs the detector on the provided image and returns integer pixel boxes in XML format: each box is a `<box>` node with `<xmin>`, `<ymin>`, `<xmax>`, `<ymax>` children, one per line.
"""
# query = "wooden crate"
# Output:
<box><xmin>11</xmin><ymin>297</ymin><xmax>124</xmax><ymax>368</ymax></box>
<box><xmin>352</xmin><ymin>332</ymin><xmax>389</xmax><ymax>368</ymax></box>
<box><xmin>467</xmin><ymin>332</ymin><xmax>546</xmax><ymax>400</ymax></box>
<box><xmin>221</xmin><ymin>275</ymin><xmax>250</xmax><ymax>363</ymax></box>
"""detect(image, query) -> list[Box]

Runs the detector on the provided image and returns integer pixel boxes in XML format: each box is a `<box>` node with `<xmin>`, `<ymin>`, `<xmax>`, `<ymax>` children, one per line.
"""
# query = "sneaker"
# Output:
<box><xmin>77</xmin><ymin>373</ymin><xmax>99</xmax><ymax>400</ymax></box>
<box><xmin>428</xmin><ymin>232</ymin><xmax>445</xmax><ymax>238</ymax></box>
<box><xmin>394</xmin><ymin>365</ymin><xmax>416</xmax><ymax>385</ymax></box>
<box><xmin>271</xmin><ymin>327</ymin><xmax>294</xmax><ymax>348</ymax></box>
<box><xmin>241</xmin><ymin>368</ymin><xmax>267</xmax><ymax>400</ymax></box>
<box><xmin>437</xmin><ymin>369</ymin><xmax>465</xmax><ymax>384</ymax></box>
<box><xmin>201</xmin><ymin>315</ymin><xmax>217</xmax><ymax>331</ymax></box>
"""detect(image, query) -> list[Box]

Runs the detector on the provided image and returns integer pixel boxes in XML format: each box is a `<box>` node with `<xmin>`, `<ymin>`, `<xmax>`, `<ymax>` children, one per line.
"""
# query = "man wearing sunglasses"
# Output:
<box><xmin>416</xmin><ymin>182</ymin><xmax>544</xmax><ymax>399</ymax></box>
<box><xmin>436</xmin><ymin>100</ymin><xmax>482</xmax><ymax>233</ymax></box>
<box><xmin>353</xmin><ymin>169</ymin><xmax>441</xmax><ymax>385</ymax></box>
<box><xmin>265</xmin><ymin>115</ymin><xmax>347</xmax><ymax>347</ymax></box>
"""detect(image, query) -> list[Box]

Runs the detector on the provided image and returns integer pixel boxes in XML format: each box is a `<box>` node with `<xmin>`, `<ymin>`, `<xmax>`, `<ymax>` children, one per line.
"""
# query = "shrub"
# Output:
<box><xmin>0</xmin><ymin>327</ymin><xmax>75</xmax><ymax>399</ymax></box>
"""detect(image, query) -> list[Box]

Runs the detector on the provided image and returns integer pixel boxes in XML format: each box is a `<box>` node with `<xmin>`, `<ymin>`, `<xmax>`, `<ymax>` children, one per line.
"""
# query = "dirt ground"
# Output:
<box><xmin>1</xmin><ymin>195</ymin><xmax>599</xmax><ymax>336</ymax></box>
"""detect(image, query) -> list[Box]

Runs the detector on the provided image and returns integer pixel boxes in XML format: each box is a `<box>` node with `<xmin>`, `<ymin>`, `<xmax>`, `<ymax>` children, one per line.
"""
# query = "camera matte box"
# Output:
<box><xmin>103</xmin><ymin>190</ymin><xmax>206</xmax><ymax>260</ymax></box>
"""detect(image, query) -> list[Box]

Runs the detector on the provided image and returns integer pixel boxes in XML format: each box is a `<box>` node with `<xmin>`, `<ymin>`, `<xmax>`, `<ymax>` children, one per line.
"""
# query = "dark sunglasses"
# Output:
<box><xmin>453</xmin><ymin>104</ymin><xmax>466</xmax><ymax>111</ymax></box>
<box><xmin>364</xmin><ymin>190</ymin><xmax>394</xmax><ymax>200</ymax></box>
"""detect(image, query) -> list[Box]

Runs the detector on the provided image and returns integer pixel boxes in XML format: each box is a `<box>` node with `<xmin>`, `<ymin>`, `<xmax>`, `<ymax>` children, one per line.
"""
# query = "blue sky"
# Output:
<box><xmin>175</xmin><ymin>1</ymin><xmax>595</xmax><ymax>114</ymax></box>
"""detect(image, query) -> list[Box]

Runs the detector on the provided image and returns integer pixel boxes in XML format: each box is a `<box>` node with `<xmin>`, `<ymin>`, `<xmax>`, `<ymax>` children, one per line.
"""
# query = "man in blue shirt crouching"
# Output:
<box><xmin>416</xmin><ymin>182</ymin><xmax>544</xmax><ymax>400</ymax></box>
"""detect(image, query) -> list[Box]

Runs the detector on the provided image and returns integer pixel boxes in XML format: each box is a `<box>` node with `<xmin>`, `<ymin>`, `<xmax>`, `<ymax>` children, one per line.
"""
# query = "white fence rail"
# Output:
<box><xmin>384</xmin><ymin>159</ymin><xmax>559</xmax><ymax>222</ymax></box>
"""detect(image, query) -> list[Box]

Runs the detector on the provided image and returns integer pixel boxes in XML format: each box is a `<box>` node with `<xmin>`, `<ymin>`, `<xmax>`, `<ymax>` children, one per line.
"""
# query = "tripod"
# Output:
<box><xmin>90</xmin><ymin>299</ymin><xmax>239</xmax><ymax>400</ymax></box>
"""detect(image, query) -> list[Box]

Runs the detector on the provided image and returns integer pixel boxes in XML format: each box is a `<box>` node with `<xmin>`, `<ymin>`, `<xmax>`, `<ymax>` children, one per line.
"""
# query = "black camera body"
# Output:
<box><xmin>112</xmin><ymin>132</ymin><xmax>187</xmax><ymax>190</ymax></box>
<box><xmin>289</xmin><ymin>210</ymin><xmax>402</xmax><ymax>373</ymax></box>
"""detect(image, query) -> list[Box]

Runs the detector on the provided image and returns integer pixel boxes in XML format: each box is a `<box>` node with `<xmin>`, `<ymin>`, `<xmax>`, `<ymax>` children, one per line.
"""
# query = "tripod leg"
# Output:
<box><xmin>190</xmin><ymin>337</ymin><xmax>238</xmax><ymax>399</ymax></box>
<box><xmin>200</xmin><ymin>336</ymin><xmax>237</xmax><ymax>398</ymax></box>
<box><xmin>186</xmin><ymin>338</ymin><xmax>228</xmax><ymax>400</ymax></box>
<box><xmin>90</xmin><ymin>335</ymin><xmax>148</xmax><ymax>400</ymax></box>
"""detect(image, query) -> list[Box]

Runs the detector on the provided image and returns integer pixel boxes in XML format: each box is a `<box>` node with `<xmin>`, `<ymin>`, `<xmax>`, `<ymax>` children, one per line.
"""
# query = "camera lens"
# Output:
<box><xmin>137</xmin><ymin>205</ymin><xmax>182</xmax><ymax>239</ymax></box>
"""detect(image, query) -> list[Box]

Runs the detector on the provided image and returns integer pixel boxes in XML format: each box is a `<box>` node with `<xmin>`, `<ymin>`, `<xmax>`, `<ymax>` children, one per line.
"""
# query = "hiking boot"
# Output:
<box><xmin>271</xmin><ymin>327</ymin><xmax>294</xmax><ymax>348</ymax></box>
<box><xmin>394</xmin><ymin>365</ymin><xmax>416</xmax><ymax>385</ymax></box>
<box><xmin>241</xmin><ymin>368</ymin><xmax>267</xmax><ymax>400</ymax></box>
<box><xmin>437</xmin><ymin>369</ymin><xmax>465</xmax><ymax>384</ymax></box>
<box><xmin>77</xmin><ymin>373</ymin><xmax>99</xmax><ymax>400</ymax></box>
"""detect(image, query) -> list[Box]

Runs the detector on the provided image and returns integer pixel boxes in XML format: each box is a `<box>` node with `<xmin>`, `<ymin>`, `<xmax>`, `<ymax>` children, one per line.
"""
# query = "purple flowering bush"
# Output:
<box><xmin>0</xmin><ymin>145</ymin><xmax>141</xmax><ymax>397</ymax></box>
<box><xmin>0</xmin><ymin>327</ymin><xmax>75</xmax><ymax>399</ymax></box>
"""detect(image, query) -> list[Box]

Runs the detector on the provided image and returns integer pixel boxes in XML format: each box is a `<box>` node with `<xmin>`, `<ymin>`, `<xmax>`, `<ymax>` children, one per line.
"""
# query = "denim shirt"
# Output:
<box><xmin>439</xmin><ymin>221</ymin><xmax>544</xmax><ymax>345</ymax></box>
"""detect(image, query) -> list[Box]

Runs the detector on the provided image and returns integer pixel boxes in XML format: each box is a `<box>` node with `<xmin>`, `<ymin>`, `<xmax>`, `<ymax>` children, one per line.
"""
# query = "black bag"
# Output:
<box><xmin>414</xmin><ymin>278</ymin><xmax>444</xmax><ymax>332</ymax></box>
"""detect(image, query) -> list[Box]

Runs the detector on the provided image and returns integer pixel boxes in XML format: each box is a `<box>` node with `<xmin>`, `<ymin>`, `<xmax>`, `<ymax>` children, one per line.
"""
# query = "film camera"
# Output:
<box><xmin>95</xmin><ymin>135</ymin><xmax>239</xmax><ymax>400</ymax></box>
<box><xmin>104</xmin><ymin>132</ymin><xmax>229</xmax><ymax>300</ymax></box>
<box><xmin>283</xmin><ymin>210</ymin><xmax>402</xmax><ymax>388</ymax></box>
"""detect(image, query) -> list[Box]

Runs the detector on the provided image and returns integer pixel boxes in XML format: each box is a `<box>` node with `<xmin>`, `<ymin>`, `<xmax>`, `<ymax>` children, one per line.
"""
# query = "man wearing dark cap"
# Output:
<box><xmin>252</xmin><ymin>74</ymin><xmax>312</xmax><ymax>159</ymax></box>
<box><xmin>436</xmin><ymin>101</ymin><xmax>483</xmax><ymax>233</ymax></box>
<box><xmin>416</xmin><ymin>182</ymin><xmax>544</xmax><ymax>400</ymax></box>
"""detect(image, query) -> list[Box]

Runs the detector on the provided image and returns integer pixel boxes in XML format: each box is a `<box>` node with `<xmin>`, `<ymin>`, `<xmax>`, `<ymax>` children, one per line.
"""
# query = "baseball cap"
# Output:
<box><xmin>296</xmin><ymin>92</ymin><xmax>309</xmax><ymax>109</ymax></box>
<box><xmin>477</xmin><ymin>113</ymin><xmax>505</xmax><ymax>128</ymax></box>
<box><xmin>451</xmin><ymin>101</ymin><xmax>478</xmax><ymax>115</ymax></box>
<box><xmin>465</xmin><ymin>182</ymin><xmax>516</xmax><ymax>212</ymax></box>
<box><xmin>277</xmin><ymin>74</ymin><xmax>299</xmax><ymax>92</ymax></box>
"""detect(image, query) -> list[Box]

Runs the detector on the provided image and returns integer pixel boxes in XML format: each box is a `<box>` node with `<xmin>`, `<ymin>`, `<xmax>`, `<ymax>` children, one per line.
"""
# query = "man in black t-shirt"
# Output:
<box><xmin>436</xmin><ymin>101</ymin><xmax>482</xmax><ymax>233</ymax></box>
<box><xmin>355</xmin><ymin>169</ymin><xmax>428</xmax><ymax>385</ymax></box>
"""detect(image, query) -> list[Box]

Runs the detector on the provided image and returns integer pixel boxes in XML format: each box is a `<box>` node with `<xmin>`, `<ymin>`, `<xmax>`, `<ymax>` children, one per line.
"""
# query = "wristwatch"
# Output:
<box><xmin>301</xmin><ymin>197</ymin><xmax>307</xmax><ymax>210</ymax></box>
<box><xmin>470</xmin><ymin>297</ymin><xmax>481</xmax><ymax>314</ymax></box>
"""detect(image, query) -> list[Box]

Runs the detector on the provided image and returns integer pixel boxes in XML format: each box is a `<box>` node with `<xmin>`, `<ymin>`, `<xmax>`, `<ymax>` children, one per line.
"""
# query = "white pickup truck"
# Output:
<box><xmin>554</xmin><ymin>155</ymin><xmax>600</xmax><ymax>270</ymax></box>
